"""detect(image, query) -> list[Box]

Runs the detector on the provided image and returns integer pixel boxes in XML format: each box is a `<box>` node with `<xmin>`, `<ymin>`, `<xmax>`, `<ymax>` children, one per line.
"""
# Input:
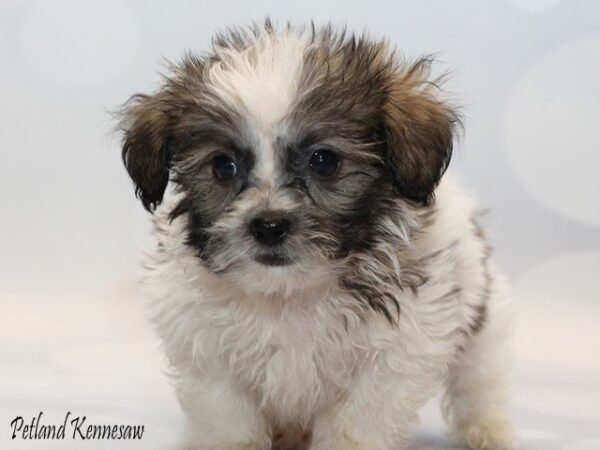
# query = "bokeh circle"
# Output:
<box><xmin>505</xmin><ymin>35</ymin><xmax>600</xmax><ymax>227</ymax></box>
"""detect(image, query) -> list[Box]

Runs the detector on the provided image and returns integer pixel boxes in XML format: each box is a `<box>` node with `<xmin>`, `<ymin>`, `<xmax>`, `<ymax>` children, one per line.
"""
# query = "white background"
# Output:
<box><xmin>1</xmin><ymin>0</ymin><xmax>599</xmax><ymax>449</ymax></box>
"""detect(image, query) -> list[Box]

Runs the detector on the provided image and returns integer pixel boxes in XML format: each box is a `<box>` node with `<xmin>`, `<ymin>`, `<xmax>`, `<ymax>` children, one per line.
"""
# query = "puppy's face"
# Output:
<box><xmin>119</xmin><ymin>24</ymin><xmax>458</xmax><ymax>296</ymax></box>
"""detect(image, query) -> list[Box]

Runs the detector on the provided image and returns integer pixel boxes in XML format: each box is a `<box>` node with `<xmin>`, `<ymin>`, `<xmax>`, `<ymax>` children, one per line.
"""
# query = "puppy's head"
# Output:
<box><xmin>119</xmin><ymin>23</ymin><xmax>458</xmax><ymax>296</ymax></box>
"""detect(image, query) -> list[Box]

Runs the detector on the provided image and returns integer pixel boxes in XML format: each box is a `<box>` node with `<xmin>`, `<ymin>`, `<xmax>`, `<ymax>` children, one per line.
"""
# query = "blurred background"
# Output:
<box><xmin>1</xmin><ymin>0</ymin><xmax>599</xmax><ymax>449</ymax></box>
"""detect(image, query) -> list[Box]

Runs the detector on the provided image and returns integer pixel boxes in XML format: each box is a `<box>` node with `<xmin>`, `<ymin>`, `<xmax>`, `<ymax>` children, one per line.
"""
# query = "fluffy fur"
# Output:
<box><xmin>118</xmin><ymin>21</ymin><xmax>515</xmax><ymax>450</ymax></box>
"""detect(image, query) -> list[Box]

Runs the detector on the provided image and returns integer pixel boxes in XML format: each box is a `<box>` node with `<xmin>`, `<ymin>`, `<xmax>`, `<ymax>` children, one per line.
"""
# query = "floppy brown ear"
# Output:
<box><xmin>383</xmin><ymin>59</ymin><xmax>459</xmax><ymax>205</ymax></box>
<box><xmin>119</xmin><ymin>93</ymin><xmax>171</xmax><ymax>212</ymax></box>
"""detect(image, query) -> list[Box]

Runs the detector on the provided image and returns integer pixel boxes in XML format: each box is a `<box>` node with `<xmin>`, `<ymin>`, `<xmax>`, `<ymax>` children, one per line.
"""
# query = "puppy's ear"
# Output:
<box><xmin>119</xmin><ymin>93</ymin><xmax>171</xmax><ymax>212</ymax></box>
<box><xmin>383</xmin><ymin>58</ymin><xmax>459</xmax><ymax>205</ymax></box>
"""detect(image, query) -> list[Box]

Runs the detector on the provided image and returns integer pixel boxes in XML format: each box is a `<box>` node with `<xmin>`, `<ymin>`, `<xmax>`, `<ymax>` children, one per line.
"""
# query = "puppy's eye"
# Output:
<box><xmin>309</xmin><ymin>148</ymin><xmax>340</xmax><ymax>177</ymax></box>
<box><xmin>212</xmin><ymin>155</ymin><xmax>238</xmax><ymax>181</ymax></box>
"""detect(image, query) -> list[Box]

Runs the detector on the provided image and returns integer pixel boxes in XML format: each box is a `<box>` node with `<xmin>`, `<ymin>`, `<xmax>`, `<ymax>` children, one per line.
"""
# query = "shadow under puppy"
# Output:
<box><xmin>118</xmin><ymin>21</ymin><xmax>515</xmax><ymax>450</ymax></box>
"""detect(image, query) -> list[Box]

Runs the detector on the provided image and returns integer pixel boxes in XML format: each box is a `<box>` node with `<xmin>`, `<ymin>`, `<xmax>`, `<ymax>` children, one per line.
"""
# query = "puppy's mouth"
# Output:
<box><xmin>254</xmin><ymin>252</ymin><xmax>293</xmax><ymax>267</ymax></box>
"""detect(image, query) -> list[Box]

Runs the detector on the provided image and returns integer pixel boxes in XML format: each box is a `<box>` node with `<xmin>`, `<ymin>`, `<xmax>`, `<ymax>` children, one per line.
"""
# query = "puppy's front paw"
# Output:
<box><xmin>185</xmin><ymin>444</ymin><xmax>266</xmax><ymax>450</ymax></box>
<box><xmin>456</xmin><ymin>416</ymin><xmax>516</xmax><ymax>450</ymax></box>
<box><xmin>184</xmin><ymin>438</ymin><xmax>271</xmax><ymax>450</ymax></box>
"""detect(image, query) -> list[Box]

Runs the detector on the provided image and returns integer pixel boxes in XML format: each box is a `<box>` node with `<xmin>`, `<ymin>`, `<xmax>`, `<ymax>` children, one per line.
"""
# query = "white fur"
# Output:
<box><xmin>207</xmin><ymin>29</ymin><xmax>309</xmax><ymax>186</ymax></box>
<box><xmin>208</xmin><ymin>29</ymin><xmax>307</xmax><ymax>129</ymax></box>
<box><xmin>141</xmin><ymin>174</ymin><xmax>515</xmax><ymax>450</ymax></box>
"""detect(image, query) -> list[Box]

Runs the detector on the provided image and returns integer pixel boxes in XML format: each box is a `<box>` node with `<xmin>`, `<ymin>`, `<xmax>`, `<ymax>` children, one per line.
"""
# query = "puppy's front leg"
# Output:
<box><xmin>443</xmin><ymin>282</ymin><xmax>516</xmax><ymax>450</ymax></box>
<box><xmin>178</xmin><ymin>370</ymin><xmax>270</xmax><ymax>450</ymax></box>
<box><xmin>309</xmin><ymin>363</ymin><xmax>419</xmax><ymax>450</ymax></box>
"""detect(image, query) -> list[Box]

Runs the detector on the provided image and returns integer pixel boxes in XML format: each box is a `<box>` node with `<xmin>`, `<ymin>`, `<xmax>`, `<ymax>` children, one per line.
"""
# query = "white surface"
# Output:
<box><xmin>1</xmin><ymin>284</ymin><xmax>599</xmax><ymax>449</ymax></box>
<box><xmin>1</xmin><ymin>0</ymin><xmax>599</xmax><ymax>448</ymax></box>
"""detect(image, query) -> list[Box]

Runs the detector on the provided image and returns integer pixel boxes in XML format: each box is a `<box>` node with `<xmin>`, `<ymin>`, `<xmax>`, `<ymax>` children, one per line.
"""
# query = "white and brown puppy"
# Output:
<box><xmin>119</xmin><ymin>22</ymin><xmax>515</xmax><ymax>450</ymax></box>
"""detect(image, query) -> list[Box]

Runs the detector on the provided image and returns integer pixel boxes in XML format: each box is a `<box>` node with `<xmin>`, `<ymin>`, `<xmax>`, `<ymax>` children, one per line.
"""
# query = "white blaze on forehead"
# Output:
<box><xmin>206</xmin><ymin>30</ymin><xmax>309</xmax><ymax>129</ymax></box>
<box><xmin>206</xmin><ymin>29</ymin><xmax>310</xmax><ymax>186</ymax></box>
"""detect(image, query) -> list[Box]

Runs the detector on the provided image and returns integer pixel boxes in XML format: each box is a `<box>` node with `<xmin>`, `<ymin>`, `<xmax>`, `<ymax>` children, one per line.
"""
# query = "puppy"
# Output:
<box><xmin>118</xmin><ymin>22</ymin><xmax>515</xmax><ymax>450</ymax></box>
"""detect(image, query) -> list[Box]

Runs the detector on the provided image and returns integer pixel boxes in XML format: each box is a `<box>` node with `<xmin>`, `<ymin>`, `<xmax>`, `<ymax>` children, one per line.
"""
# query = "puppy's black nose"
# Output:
<box><xmin>249</xmin><ymin>214</ymin><xmax>290</xmax><ymax>246</ymax></box>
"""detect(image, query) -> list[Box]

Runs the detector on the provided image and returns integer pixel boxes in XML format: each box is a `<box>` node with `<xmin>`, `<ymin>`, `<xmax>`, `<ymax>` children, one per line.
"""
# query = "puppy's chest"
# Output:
<box><xmin>213</xmin><ymin>308</ymin><xmax>363</xmax><ymax>419</ymax></box>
